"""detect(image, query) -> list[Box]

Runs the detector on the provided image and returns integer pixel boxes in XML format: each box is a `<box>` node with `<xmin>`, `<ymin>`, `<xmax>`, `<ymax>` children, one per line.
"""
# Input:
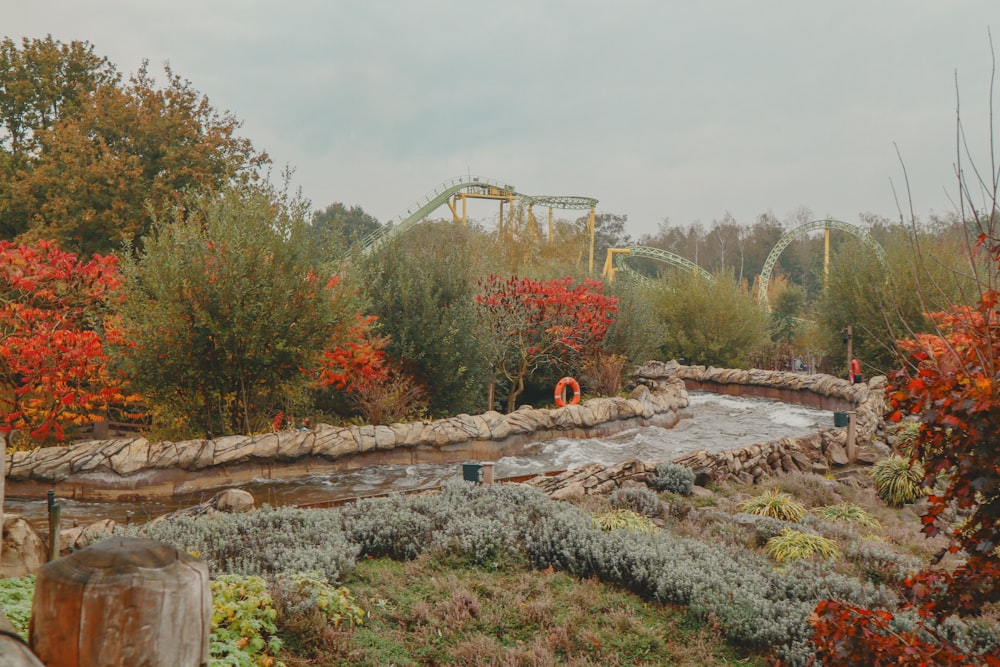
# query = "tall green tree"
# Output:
<box><xmin>770</xmin><ymin>284</ymin><xmax>806</xmax><ymax>343</ymax></box>
<box><xmin>649</xmin><ymin>270</ymin><xmax>769</xmax><ymax>368</ymax></box>
<box><xmin>814</xmin><ymin>226</ymin><xmax>976</xmax><ymax>377</ymax></box>
<box><xmin>0</xmin><ymin>37</ymin><xmax>267</xmax><ymax>256</ymax></box>
<box><xmin>114</xmin><ymin>184</ymin><xmax>367</xmax><ymax>438</ymax></box>
<box><xmin>355</xmin><ymin>221</ymin><xmax>494</xmax><ymax>416</ymax></box>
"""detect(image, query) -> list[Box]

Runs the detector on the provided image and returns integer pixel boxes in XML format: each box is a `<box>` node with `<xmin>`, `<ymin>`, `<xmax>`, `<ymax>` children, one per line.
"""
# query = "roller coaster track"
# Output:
<box><xmin>357</xmin><ymin>176</ymin><xmax>601</xmax><ymax>258</ymax></box>
<box><xmin>608</xmin><ymin>246</ymin><xmax>714</xmax><ymax>281</ymax></box>
<box><xmin>756</xmin><ymin>219</ymin><xmax>887</xmax><ymax>307</ymax></box>
<box><xmin>358</xmin><ymin>176</ymin><xmax>516</xmax><ymax>255</ymax></box>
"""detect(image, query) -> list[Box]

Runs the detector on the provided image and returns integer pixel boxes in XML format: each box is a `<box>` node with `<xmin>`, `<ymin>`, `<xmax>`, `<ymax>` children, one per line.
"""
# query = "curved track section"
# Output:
<box><xmin>612</xmin><ymin>246</ymin><xmax>713</xmax><ymax>281</ymax></box>
<box><xmin>358</xmin><ymin>176</ymin><xmax>516</xmax><ymax>255</ymax></box>
<box><xmin>756</xmin><ymin>219</ymin><xmax>888</xmax><ymax>306</ymax></box>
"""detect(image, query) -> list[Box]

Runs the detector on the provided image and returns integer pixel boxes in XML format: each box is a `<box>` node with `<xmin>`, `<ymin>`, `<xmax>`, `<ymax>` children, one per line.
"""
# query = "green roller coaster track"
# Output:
<box><xmin>756</xmin><ymin>219</ymin><xmax>887</xmax><ymax>307</ymax></box>
<box><xmin>358</xmin><ymin>176</ymin><xmax>516</xmax><ymax>255</ymax></box>
<box><xmin>357</xmin><ymin>176</ymin><xmax>599</xmax><ymax>256</ymax></box>
<box><xmin>608</xmin><ymin>220</ymin><xmax>887</xmax><ymax>305</ymax></box>
<box><xmin>611</xmin><ymin>246</ymin><xmax>714</xmax><ymax>281</ymax></box>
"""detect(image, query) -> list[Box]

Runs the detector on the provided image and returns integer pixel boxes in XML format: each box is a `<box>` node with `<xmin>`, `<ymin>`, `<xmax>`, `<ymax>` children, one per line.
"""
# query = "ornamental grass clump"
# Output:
<box><xmin>812</xmin><ymin>503</ymin><xmax>881</xmax><ymax>530</ymax></box>
<box><xmin>740</xmin><ymin>488</ymin><xmax>807</xmax><ymax>522</ymax></box>
<box><xmin>593</xmin><ymin>509</ymin><xmax>659</xmax><ymax>533</ymax></box>
<box><xmin>765</xmin><ymin>528</ymin><xmax>841</xmax><ymax>563</ymax></box>
<box><xmin>271</xmin><ymin>570</ymin><xmax>364</xmax><ymax>653</ymax></box>
<box><xmin>870</xmin><ymin>455</ymin><xmax>926</xmax><ymax>507</ymax></box>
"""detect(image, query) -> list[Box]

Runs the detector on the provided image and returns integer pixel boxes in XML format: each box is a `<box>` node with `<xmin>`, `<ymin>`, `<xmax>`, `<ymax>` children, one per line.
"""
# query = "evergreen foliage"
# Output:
<box><xmin>651</xmin><ymin>462</ymin><xmax>696</xmax><ymax>496</ymax></box>
<box><xmin>114</xmin><ymin>184</ymin><xmax>371</xmax><ymax>437</ymax></box>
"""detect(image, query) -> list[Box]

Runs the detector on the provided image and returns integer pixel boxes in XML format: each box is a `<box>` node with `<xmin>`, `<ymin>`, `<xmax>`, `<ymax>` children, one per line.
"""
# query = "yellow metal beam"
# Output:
<box><xmin>602</xmin><ymin>248</ymin><xmax>632</xmax><ymax>282</ymax></box>
<box><xmin>587</xmin><ymin>206</ymin><xmax>596</xmax><ymax>274</ymax></box>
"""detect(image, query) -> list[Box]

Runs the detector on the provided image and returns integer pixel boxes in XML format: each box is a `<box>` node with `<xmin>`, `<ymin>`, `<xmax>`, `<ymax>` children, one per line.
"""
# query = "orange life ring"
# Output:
<box><xmin>554</xmin><ymin>377</ymin><xmax>581</xmax><ymax>407</ymax></box>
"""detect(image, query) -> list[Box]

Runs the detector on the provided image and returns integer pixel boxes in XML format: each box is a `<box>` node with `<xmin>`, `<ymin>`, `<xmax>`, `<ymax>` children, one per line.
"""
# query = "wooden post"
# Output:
<box><xmin>30</xmin><ymin>537</ymin><xmax>210</xmax><ymax>667</ymax></box>
<box><xmin>846</xmin><ymin>411</ymin><xmax>857</xmax><ymax>463</ymax></box>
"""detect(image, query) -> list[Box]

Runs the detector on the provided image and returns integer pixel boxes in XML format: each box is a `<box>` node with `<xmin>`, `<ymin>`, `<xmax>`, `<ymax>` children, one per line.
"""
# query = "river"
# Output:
<box><xmin>4</xmin><ymin>392</ymin><xmax>834</xmax><ymax>528</ymax></box>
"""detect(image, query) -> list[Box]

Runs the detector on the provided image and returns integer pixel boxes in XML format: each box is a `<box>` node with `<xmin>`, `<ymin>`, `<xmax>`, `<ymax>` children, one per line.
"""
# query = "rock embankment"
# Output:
<box><xmin>635</xmin><ymin>361</ymin><xmax>885</xmax><ymax>485</ymax></box>
<box><xmin>4</xmin><ymin>380</ymin><xmax>689</xmax><ymax>500</ymax></box>
<box><xmin>523</xmin><ymin>362</ymin><xmax>887</xmax><ymax>496</ymax></box>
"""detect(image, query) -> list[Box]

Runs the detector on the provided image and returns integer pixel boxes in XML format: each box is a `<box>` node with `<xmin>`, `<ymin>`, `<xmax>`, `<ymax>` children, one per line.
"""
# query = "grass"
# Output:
<box><xmin>279</xmin><ymin>554</ymin><xmax>768</xmax><ymax>667</ymax></box>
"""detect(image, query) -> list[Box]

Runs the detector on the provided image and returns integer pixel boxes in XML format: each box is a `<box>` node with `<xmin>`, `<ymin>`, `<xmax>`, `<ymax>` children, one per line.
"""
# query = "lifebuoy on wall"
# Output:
<box><xmin>554</xmin><ymin>377</ymin><xmax>581</xmax><ymax>407</ymax></box>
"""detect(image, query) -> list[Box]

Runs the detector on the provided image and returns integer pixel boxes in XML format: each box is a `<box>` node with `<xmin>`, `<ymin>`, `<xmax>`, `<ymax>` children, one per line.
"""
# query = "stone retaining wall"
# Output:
<box><xmin>4</xmin><ymin>381</ymin><xmax>689</xmax><ymax>500</ymax></box>
<box><xmin>632</xmin><ymin>361</ymin><xmax>886</xmax><ymax>485</ymax></box>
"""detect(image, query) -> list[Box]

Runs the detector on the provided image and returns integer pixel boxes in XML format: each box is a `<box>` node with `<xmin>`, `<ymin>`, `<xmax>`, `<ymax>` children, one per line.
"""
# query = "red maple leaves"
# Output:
<box><xmin>0</xmin><ymin>240</ymin><xmax>134</xmax><ymax>443</ymax></box>
<box><xmin>475</xmin><ymin>274</ymin><xmax>618</xmax><ymax>411</ymax></box>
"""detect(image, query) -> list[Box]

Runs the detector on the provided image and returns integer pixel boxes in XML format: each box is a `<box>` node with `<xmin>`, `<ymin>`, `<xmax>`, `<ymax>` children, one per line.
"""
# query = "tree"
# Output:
<box><xmin>309</xmin><ymin>202</ymin><xmax>381</xmax><ymax>256</ymax></box>
<box><xmin>114</xmin><ymin>184</ymin><xmax>377</xmax><ymax>438</ymax></box>
<box><xmin>474</xmin><ymin>274</ymin><xmax>618</xmax><ymax>412</ymax></box>
<box><xmin>649</xmin><ymin>270</ymin><xmax>770</xmax><ymax>368</ymax></box>
<box><xmin>576</xmin><ymin>212</ymin><xmax>631</xmax><ymax>266</ymax></box>
<box><xmin>0</xmin><ymin>239</ymin><xmax>131</xmax><ymax>443</ymax></box>
<box><xmin>815</xmin><ymin>227</ymin><xmax>975</xmax><ymax>377</ymax></box>
<box><xmin>769</xmin><ymin>284</ymin><xmax>806</xmax><ymax>344</ymax></box>
<box><xmin>0</xmin><ymin>36</ymin><xmax>118</xmax><ymax>160</ymax></box>
<box><xmin>355</xmin><ymin>221</ymin><xmax>494</xmax><ymax>416</ymax></box>
<box><xmin>1</xmin><ymin>37</ymin><xmax>267</xmax><ymax>256</ymax></box>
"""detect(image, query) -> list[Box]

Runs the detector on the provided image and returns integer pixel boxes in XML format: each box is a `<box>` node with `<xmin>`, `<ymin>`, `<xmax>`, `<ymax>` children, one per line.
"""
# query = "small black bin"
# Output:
<box><xmin>462</xmin><ymin>462</ymin><xmax>483</xmax><ymax>483</ymax></box>
<box><xmin>833</xmin><ymin>411</ymin><xmax>850</xmax><ymax>428</ymax></box>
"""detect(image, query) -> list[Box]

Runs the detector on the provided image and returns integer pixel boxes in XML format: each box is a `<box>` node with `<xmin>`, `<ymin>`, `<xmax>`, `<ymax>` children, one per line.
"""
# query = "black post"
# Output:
<box><xmin>46</xmin><ymin>490</ymin><xmax>60</xmax><ymax>562</ymax></box>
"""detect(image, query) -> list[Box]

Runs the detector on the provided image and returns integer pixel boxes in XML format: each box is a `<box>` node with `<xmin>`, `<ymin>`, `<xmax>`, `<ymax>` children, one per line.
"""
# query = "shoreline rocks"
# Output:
<box><xmin>5</xmin><ymin>380</ymin><xmax>689</xmax><ymax>500</ymax></box>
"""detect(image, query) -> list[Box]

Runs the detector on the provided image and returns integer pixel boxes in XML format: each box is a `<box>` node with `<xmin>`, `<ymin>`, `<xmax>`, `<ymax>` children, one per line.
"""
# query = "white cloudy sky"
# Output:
<box><xmin>7</xmin><ymin>2</ymin><xmax>1000</xmax><ymax>238</ymax></box>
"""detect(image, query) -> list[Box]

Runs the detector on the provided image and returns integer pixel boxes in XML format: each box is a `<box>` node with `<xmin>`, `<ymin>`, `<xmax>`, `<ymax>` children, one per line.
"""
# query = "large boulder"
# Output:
<box><xmin>0</xmin><ymin>515</ymin><xmax>47</xmax><ymax>577</ymax></box>
<box><xmin>145</xmin><ymin>488</ymin><xmax>256</xmax><ymax>529</ymax></box>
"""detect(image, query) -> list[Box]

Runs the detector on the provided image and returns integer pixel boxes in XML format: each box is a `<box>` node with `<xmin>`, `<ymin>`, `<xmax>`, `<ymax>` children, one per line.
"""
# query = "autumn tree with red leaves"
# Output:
<box><xmin>810</xmin><ymin>40</ymin><xmax>1000</xmax><ymax>666</ymax></box>
<box><xmin>474</xmin><ymin>274</ymin><xmax>618</xmax><ymax>412</ymax></box>
<box><xmin>0</xmin><ymin>240</ymin><xmax>134</xmax><ymax>444</ymax></box>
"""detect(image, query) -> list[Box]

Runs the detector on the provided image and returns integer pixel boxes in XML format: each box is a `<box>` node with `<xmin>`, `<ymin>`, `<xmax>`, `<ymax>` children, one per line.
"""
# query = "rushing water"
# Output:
<box><xmin>6</xmin><ymin>392</ymin><xmax>834</xmax><ymax>528</ymax></box>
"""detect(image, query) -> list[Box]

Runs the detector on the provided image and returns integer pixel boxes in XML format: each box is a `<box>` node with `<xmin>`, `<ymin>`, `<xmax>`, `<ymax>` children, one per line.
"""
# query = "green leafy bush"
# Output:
<box><xmin>765</xmin><ymin>528</ymin><xmax>841</xmax><ymax>563</ymax></box>
<box><xmin>271</xmin><ymin>571</ymin><xmax>363</xmax><ymax>653</ymax></box>
<box><xmin>651</xmin><ymin>462</ymin><xmax>696</xmax><ymax>496</ymax></box>
<box><xmin>210</xmin><ymin>574</ymin><xmax>284</xmax><ymax>667</ymax></box>
<box><xmin>740</xmin><ymin>488</ymin><xmax>807</xmax><ymax>522</ymax></box>
<box><xmin>0</xmin><ymin>575</ymin><xmax>34</xmax><ymax>640</ymax></box>
<box><xmin>870</xmin><ymin>456</ymin><xmax>926</xmax><ymax>507</ymax></box>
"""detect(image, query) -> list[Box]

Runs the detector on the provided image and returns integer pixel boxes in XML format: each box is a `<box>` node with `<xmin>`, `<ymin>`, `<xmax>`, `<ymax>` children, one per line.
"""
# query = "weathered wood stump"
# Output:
<box><xmin>30</xmin><ymin>537</ymin><xmax>210</xmax><ymax>667</ymax></box>
<box><xmin>0</xmin><ymin>609</ymin><xmax>43</xmax><ymax>666</ymax></box>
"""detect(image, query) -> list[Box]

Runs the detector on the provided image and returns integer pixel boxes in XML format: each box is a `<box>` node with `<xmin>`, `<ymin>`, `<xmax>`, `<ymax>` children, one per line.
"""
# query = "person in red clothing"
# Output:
<box><xmin>849</xmin><ymin>357</ymin><xmax>862</xmax><ymax>385</ymax></box>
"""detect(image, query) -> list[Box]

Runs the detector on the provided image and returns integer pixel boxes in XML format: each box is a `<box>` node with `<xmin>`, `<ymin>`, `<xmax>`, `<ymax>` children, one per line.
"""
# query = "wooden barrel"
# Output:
<box><xmin>30</xmin><ymin>537</ymin><xmax>210</xmax><ymax>667</ymax></box>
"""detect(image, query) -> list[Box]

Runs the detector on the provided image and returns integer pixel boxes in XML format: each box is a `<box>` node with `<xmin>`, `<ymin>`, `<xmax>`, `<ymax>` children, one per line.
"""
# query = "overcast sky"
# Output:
<box><xmin>7</xmin><ymin>2</ymin><xmax>1000</xmax><ymax>238</ymax></box>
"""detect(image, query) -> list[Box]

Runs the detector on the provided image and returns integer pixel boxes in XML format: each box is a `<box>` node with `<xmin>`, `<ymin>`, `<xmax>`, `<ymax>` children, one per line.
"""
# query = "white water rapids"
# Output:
<box><xmin>7</xmin><ymin>392</ymin><xmax>833</xmax><ymax>527</ymax></box>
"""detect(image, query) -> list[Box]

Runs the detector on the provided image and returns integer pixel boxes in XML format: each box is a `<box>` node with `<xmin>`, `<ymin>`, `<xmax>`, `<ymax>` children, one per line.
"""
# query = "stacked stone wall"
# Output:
<box><xmin>4</xmin><ymin>380</ymin><xmax>689</xmax><ymax>500</ymax></box>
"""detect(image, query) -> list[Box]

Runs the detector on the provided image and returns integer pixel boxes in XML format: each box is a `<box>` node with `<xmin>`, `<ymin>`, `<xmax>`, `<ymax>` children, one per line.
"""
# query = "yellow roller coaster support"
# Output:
<box><xmin>602</xmin><ymin>248</ymin><xmax>632</xmax><ymax>283</ymax></box>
